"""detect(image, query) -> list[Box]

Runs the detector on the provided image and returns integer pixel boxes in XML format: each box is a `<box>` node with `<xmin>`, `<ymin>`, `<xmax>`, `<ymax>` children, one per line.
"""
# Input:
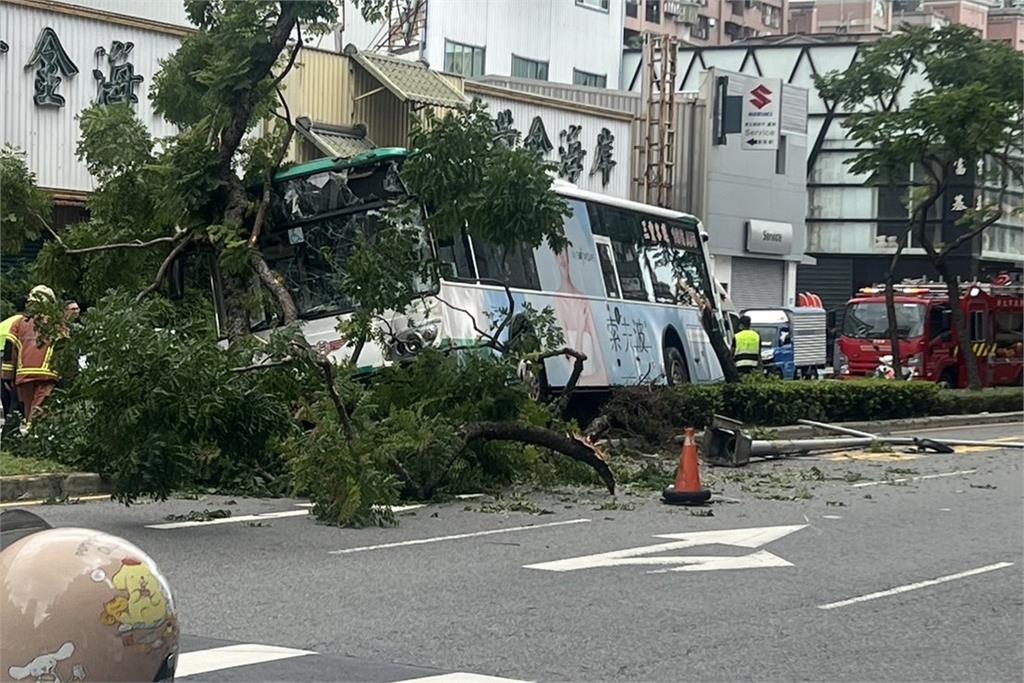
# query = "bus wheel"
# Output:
<box><xmin>664</xmin><ymin>346</ymin><xmax>690</xmax><ymax>386</ymax></box>
<box><xmin>938</xmin><ymin>368</ymin><xmax>958</xmax><ymax>389</ymax></box>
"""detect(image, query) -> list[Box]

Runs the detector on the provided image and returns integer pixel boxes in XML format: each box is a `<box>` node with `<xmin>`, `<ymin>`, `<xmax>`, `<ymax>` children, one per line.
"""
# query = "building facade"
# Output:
<box><xmin>787</xmin><ymin>0</ymin><xmax>1024</xmax><ymax>49</ymax></box>
<box><xmin>624</xmin><ymin>0</ymin><xmax>790</xmax><ymax>46</ymax></box>
<box><xmin>622</xmin><ymin>40</ymin><xmax>1023</xmax><ymax>315</ymax></box>
<box><xmin>336</xmin><ymin>0</ymin><xmax>626</xmax><ymax>88</ymax></box>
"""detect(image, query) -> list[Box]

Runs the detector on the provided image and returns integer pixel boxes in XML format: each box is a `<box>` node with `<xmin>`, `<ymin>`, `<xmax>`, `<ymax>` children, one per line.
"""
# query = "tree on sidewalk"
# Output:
<box><xmin>816</xmin><ymin>25</ymin><xmax>1023</xmax><ymax>389</ymax></box>
<box><xmin>15</xmin><ymin>1</ymin><xmax>616</xmax><ymax>521</ymax></box>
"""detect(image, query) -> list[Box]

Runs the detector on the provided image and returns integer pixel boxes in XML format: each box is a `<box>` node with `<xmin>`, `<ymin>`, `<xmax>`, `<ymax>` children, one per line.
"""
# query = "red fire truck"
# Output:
<box><xmin>837</xmin><ymin>274</ymin><xmax>1024</xmax><ymax>387</ymax></box>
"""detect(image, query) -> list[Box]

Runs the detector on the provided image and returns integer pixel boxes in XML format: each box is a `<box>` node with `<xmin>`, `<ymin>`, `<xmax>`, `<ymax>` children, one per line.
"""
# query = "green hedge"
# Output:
<box><xmin>602</xmin><ymin>379</ymin><xmax>1021</xmax><ymax>444</ymax></box>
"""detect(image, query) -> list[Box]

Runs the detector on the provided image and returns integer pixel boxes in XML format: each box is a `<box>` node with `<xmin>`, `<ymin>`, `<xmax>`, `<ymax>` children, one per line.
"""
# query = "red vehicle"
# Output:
<box><xmin>837</xmin><ymin>275</ymin><xmax>1024</xmax><ymax>388</ymax></box>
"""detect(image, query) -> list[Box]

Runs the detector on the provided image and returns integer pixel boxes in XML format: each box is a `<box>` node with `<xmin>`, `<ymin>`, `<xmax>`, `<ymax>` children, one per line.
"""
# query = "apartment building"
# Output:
<box><xmin>624</xmin><ymin>0</ymin><xmax>789</xmax><ymax>46</ymax></box>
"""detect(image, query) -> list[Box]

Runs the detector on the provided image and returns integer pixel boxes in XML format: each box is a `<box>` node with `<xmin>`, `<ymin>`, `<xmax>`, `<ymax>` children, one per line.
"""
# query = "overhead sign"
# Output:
<box><xmin>746</xmin><ymin>219</ymin><xmax>793</xmax><ymax>255</ymax></box>
<box><xmin>741</xmin><ymin>79</ymin><xmax>782</xmax><ymax>151</ymax></box>
<box><xmin>523</xmin><ymin>524</ymin><xmax>806</xmax><ymax>573</ymax></box>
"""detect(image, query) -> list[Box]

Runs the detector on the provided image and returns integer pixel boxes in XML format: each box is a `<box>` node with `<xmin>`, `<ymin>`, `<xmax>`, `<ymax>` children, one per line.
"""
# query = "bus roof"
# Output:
<box><xmin>273</xmin><ymin>146</ymin><xmax>702</xmax><ymax>227</ymax></box>
<box><xmin>273</xmin><ymin>147</ymin><xmax>409</xmax><ymax>183</ymax></box>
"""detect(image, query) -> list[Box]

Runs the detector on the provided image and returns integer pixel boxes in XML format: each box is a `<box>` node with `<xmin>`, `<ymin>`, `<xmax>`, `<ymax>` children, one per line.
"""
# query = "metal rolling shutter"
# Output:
<box><xmin>797</xmin><ymin>258</ymin><xmax>854</xmax><ymax>316</ymax></box>
<box><xmin>731</xmin><ymin>257</ymin><xmax>784</xmax><ymax>310</ymax></box>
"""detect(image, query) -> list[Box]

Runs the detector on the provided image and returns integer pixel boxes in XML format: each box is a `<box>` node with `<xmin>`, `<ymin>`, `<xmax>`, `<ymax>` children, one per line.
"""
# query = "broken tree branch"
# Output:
<box><xmin>135</xmin><ymin>233</ymin><xmax>194</xmax><ymax>304</ymax></box>
<box><xmin>461</xmin><ymin>421</ymin><xmax>615</xmax><ymax>495</ymax></box>
<box><xmin>270</xmin><ymin>20</ymin><xmax>303</xmax><ymax>90</ymax></box>
<box><xmin>253</xmin><ymin>254</ymin><xmax>299</xmax><ymax>324</ymax></box>
<box><xmin>230</xmin><ymin>356</ymin><xmax>294</xmax><ymax>373</ymax></box>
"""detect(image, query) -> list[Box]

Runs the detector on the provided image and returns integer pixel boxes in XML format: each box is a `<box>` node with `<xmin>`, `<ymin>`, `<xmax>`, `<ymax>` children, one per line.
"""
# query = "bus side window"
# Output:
<box><xmin>434</xmin><ymin>233</ymin><xmax>476</xmax><ymax>280</ymax></box>
<box><xmin>472</xmin><ymin>239</ymin><xmax>541</xmax><ymax>290</ymax></box>
<box><xmin>594</xmin><ymin>238</ymin><xmax>621</xmax><ymax>298</ymax></box>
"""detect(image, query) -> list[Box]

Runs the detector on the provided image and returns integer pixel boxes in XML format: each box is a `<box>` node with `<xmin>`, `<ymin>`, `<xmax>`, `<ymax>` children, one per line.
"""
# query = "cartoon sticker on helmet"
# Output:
<box><xmin>7</xmin><ymin>641</ymin><xmax>87</xmax><ymax>682</ymax></box>
<box><xmin>100</xmin><ymin>558</ymin><xmax>175</xmax><ymax>652</ymax></box>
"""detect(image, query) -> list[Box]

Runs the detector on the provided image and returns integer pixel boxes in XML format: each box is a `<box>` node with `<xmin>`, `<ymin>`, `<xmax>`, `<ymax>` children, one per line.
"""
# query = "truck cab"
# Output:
<box><xmin>743</xmin><ymin>306</ymin><xmax>828</xmax><ymax>380</ymax></box>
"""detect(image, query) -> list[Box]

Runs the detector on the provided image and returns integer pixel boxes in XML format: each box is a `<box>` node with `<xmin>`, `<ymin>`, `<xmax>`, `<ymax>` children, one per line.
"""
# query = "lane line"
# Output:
<box><xmin>395</xmin><ymin>675</ymin><xmax>532</xmax><ymax>683</ymax></box>
<box><xmin>818</xmin><ymin>562</ymin><xmax>1015</xmax><ymax>610</ymax></box>
<box><xmin>893</xmin><ymin>422</ymin><xmax>1022</xmax><ymax>435</ymax></box>
<box><xmin>176</xmin><ymin>643</ymin><xmax>315</xmax><ymax>678</ymax></box>
<box><xmin>148</xmin><ymin>504</ymin><xmax>424</xmax><ymax>530</ymax></box>
<box><xmin>329</xmin><ymin>518</ymin><xmax>591</xmax><ymax>554</ymax></box>
<box><xmin>0</xmin><ymin>493</ymin><xmax>111</xmax><ymax>508</ymax></box>
<box><xmin>850</xmin><ymin>469</ymin><xmax>977</xmax><ymax>488</ymax></box>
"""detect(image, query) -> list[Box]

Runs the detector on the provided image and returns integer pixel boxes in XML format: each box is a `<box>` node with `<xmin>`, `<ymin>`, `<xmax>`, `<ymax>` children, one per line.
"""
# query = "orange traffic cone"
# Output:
<box><xmin>662</xmin><ymin>427</ymin><xmax>712</xmax><ymax>506</ymax></box>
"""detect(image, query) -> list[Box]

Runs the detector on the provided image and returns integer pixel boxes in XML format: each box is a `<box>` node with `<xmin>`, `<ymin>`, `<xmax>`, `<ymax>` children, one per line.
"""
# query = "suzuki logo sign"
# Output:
<box><xmin>749</xmin><ymin>84</ymin><xmax>773</xmax><ymax>110</ymax></box>
<box><xmin>741</xmin><ymin>78</ymin><xmax>782</xmax><ymax>151</ymax></box>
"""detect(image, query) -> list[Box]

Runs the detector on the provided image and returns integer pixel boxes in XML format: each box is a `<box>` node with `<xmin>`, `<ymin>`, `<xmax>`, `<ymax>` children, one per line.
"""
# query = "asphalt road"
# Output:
<box><xmin>10</xmin><ymin>421</ymin><xmax>1023</xmax><ymax>682</ymax></box>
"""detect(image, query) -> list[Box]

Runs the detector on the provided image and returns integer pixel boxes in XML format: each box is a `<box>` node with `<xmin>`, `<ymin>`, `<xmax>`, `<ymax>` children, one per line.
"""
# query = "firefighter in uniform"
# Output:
<box><xmin>9</xmin><ymin>286</ymin><xmax>62</xmax><ymax>429</ymax></box>
<box><xmin>733</xmin><ymin>315</ymin><xmax>762</xmax><ymax>375</ymax></box>
<box><xmin>0</xmin><ymin>311</ymin><xmax>24</xmax><ymax>418</ymax></box>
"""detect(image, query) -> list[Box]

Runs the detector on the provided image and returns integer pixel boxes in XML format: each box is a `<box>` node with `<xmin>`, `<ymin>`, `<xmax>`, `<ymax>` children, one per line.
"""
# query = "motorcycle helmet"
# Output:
<box><xmin>0</xmin><ymin>512</ymin><xmax>179</xmax><ymax>682</ymax></box>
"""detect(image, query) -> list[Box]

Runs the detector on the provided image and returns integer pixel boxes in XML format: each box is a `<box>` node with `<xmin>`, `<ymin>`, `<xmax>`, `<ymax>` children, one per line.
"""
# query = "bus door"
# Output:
<box><xmin>967</xmin><ymin>298</ymin><xmax>991</xmax><ymax>387</ymax></box>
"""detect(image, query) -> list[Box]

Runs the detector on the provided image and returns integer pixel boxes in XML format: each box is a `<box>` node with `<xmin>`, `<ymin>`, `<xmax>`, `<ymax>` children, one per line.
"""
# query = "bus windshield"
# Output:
<box><xmin>842</xmin><ymin>302</ymin><xmax>926</xmax><ymax>339</ymax></box>
<box><xmin>259</xmin><ymin>161</ymin><xmax>423</xmax><ymax>321</ymax></box>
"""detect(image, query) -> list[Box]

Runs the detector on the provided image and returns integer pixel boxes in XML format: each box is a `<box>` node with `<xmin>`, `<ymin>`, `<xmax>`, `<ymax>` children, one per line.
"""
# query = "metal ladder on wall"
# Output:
<box><xmin>634</xmin><ymin>33</ymin><xmax>678</xmax><ymax>208</ymax></box>
<box><xmin>372</xmin><ymin>0</ymin><xmax>427</xmax><ymax>55</ymax></box>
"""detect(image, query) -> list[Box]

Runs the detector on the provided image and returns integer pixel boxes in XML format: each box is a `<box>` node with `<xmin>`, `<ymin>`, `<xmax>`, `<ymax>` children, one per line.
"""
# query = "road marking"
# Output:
<box><xmin>148</xmin><ymin>504</ymin><xmax>425</xmax><ymax>529</ymax></box>
<box><xmin>818</xmin><ymin>562</ymin><xmax>1015</xmax><ymax>610</ymax></box>
<box><xmin>329</xmin><ymin>518</ymin><xmax>591</xmax><ymax>554</ymax></box>
<box><xmin>395</xmin><ymin>674</ymin><xmax>532</xmax><ymax>683</ymax></box>
<box><xmin>822</xmin><ymin>515</ymin><xmax>843</xmax><ymax>519</ymax></box>
<box><xmin>825</xmin><ymin>452</ymin><xmax>922</xmax><ymax>462</ymax></box>
<box><xmin>176</xmin><ymin>644</ymin><xmax>314</xmax><ymax>678</ymax></box>
<box><xmin>893</xmin><ymin>422</ymin><xmax>1022</xmax><ymax>434</ymax></box>
<box><xmin>850</xmin><ymin>469</ymin><xmax>977</xmax><ymax>488</ymax></box>
<box><xmin>524</xmin><ymin>524</ymin><xmax>806</xmax><ymax>573</ymax></box>
<box><xmin>0</xmin><ymin>493</ymin><xmax>111</xmax><ymax>508</ymax></box>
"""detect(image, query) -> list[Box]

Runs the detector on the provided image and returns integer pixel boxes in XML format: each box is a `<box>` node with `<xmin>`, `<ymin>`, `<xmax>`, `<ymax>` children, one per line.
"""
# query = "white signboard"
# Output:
<box><xmin>741</xmin><ymin>78</ymin><xmax>782</xmax><ymax>151</ymax></box>
<box><xmin>746</xmin><ymin>219</ymin><xmax>793</xmax><ymax>255</ymax></box>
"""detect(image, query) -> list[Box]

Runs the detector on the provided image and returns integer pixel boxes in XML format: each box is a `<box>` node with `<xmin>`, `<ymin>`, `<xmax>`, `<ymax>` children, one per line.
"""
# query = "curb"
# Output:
<box><xmin>0</xmin><ymin>472</ymin><xmax>110</xmax><ymax>503</ymax></box>
<box><xmin>671</xmin><ymin>411</ymin><xmax>1022</xmax><ymax>444</ymax></box>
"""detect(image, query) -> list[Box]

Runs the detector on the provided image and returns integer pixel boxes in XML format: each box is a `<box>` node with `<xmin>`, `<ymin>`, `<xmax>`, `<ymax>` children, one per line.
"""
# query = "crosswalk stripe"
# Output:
<box><xmin>176</xmin><ymin>644</ymin><xmax>315</xmax><ymax>678</ymax></box>
<box><xmin>394</xmin><ymin>675</ymin><xmax>532</xmax><ymax>683</ymax></box>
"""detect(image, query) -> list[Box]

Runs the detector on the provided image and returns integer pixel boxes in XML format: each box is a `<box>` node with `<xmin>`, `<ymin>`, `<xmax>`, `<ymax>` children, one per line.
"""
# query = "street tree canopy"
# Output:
<box><xmin>816</xmin><ymin>25</ymin><xmax>1023</xmax><ymax>389</ymax></box>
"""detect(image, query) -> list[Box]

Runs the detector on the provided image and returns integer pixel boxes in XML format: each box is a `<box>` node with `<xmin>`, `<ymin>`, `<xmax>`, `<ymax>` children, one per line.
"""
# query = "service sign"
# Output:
<box><xmin>741</xmin><ymin>78</ymin><xmax>782</xmax><ymax>151</ymax></box>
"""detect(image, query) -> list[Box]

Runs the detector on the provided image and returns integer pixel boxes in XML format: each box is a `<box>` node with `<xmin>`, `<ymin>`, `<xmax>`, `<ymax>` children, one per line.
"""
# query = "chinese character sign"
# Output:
<box><xmin>589</xmin><ymin>127</ymin><xmax>615</xmax><ymax>188</ymax></box>
<box><xmin>523</xmin><ymin>116</ymin><xmax>553</xmax><ymax>154</ymax></box>
<box><xmin>94</xmin><ymin>41</ymin><xmax>144</xmax><ymax>105</ymax></box>
<box><xmin>493</xmin><ymin>109</ymin><xmax>520</xmax><ymax>148</ymax></box>
<box><xmin>25</xmin><ymin>27</ymin><xmax>79</xmax><ymax>108</ymax></box>
<box><xmin>558</xmin><ymin>125</ymin><xmax>586</xmax><ymax>183</ymax></box>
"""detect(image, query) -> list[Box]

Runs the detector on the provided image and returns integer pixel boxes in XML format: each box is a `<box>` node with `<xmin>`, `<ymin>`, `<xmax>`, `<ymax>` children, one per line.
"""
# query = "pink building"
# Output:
<box><xmin>987</xmin><ymin>6</ymin><xmax>1024</xmax><ymax>49</ymax></box>
<box><xmin>624</xmin><ymin>0</ymin><xmax>788</xmax><ymax>46</ymax></box>
<box><xmin>787</xmin><ymin>0</ymin><xmax>1024</xmax><ymax>50</ymax></box>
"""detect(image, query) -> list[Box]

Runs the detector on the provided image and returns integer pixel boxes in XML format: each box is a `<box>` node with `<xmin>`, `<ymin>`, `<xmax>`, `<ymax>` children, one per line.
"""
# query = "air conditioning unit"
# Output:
<box><xmin>668</xmin><ymin>0</ymin><xmax>701</xmax><ymax>23</ymax></box>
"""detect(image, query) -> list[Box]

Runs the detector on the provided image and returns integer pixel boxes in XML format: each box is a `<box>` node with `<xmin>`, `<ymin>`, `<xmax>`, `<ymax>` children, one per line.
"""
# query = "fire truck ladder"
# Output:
<box><xmin>634</xmin><ymin>34</ymin><xmax>678</xmax><ymax>208</ymax></box>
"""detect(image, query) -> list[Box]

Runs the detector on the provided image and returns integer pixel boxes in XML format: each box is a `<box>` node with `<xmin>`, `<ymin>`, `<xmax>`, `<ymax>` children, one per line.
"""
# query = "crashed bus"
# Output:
<box><xmin>213</xmin><ymin>148</ymin><xmax>728</xmax><ymax>392</ymax></box>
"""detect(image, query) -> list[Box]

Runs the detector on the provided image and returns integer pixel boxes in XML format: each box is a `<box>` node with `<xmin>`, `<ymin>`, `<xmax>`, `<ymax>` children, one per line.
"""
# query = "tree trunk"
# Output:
<box><xmin>221</xmin><ymin>271</ymin><xmax>252</xmax><ymax>343</ymax></box>
<box><xmin>940</xmin><ymin>269</ymin><xmax>982</xmax><ymax>390</ymax></box>
<box><xmin>702</xmin><ymin>305</ymin><xmax>739</xmax><ymax>383</ymax></box>
<box><xmin>883</xmin><ymin>275</ymin><xmax>903</xmax><ymax>379</ymax></box>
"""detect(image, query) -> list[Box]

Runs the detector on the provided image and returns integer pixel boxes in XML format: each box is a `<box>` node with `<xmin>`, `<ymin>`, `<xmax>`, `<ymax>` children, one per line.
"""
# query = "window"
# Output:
<box><xmin>929</xmin><ymin>305</ymin><xmax>951</xmax><ymax>340</ymax></box>
<box><xmin>511</xmin><ymin>54</ymin><xmax>549</xmax><ymax>81</ymax></box>
<box><xmin>775</xmin><ymin>135</ymin><xmax>787</xmax><ymax>175</ymax></box>
<box><xmin>693</xmin><ymin>15</ymin><xmax>711</xmax><ymax>39</ymax></box>
<box><xmin>444</xmin><ymin>40</ymin><xmax>485</xmax><ymax>77</ymax></box>
<box><xmin>594</xmin><ymin>238</ymin><xmax>622</xmax><ymax>298</ymax></box>
<box><xmin>471</xmin><ymin>239</ymin><xmax>541</xmax><ymax>290</ymax></box>
<box><xmin>626</xmin><ymin>0</ymin><xmax>639</xmax><ymax>16</ymax></box>
<box><xmin>646</xmin><ymin>0</ymin><xmax>662</xmax><ymax>22</ymax></box>
<box><xmin>576</xmin><ymin>0</ymin><xmax>610</xmax><ymax>10</ymax></box>
<box><xmin>435</xmin><ymin>233</ymin><xmax>476</xmax><ymax>280</ymax></box>
<box><xmin>761</xmin><ymin>2</ymin><xmax>781</xmax><ymax>27</ymax></box>
<box><xmin>573</xmin><ymin>69</ymin><xmax>607</xmax><ymax>88</ymax></box>
<box><xmin>970</xmin><ymin>310</ymin><xmax>987</xmax><ymax>342</ymax></box>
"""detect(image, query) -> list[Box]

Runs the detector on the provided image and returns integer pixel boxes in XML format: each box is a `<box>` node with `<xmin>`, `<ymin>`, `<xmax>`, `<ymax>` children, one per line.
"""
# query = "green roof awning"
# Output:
<box><xmin>274</xmin><ymin>148</ymin><xmax>410</xmax><ymax>183</ymax></box>
<box><xmin>344</xmin><ymin>45</ymin><xmax>467</xmax><ymax>109</ymax></box>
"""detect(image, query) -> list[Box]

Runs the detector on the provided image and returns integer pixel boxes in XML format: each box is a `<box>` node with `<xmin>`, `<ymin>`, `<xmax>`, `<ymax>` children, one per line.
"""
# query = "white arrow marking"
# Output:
<box><xmin>524</xmin><ymin>524</ymin><xmax>806</xmax><ymax>572</ymax></box>
<box><xmin>647</xmin><ymin>549</ymin><xmax>794</xmax><ymax>573</ymax></box>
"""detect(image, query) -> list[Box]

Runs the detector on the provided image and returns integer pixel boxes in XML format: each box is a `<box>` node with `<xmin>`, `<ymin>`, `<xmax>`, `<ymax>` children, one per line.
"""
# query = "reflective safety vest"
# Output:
<box><xmin>0</xmin><ymin>314</ymin><xmax>24</xmax><ymax>376</ymax></box>
<box><xmin>10</xmin><ymin>317</ymin><xmax>60</xmax><ymax>384</ymax></box>
<box><xmin>734</xmin><ymin>329</ymin><xmax>761</xmax><ymax>368</ymax></box>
